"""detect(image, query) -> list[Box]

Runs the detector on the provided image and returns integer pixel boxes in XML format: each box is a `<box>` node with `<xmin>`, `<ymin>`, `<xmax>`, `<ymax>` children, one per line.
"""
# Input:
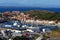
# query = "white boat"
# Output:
<box><xmin>13</xmin><ymin>21</ymin><xmax>18</xmax><ymax>26</ymax></box>
<box><xmin>28</xmin><ymin>26</ymin><xmax>39</xmax><ymax>30</ymax></box>
<box><xmin>5</xmin><ymin>25</ymin><xmax>12</xmax><ymax>27</ymax></box>
<box><xmin>26</xmin><ymin>29</ymin><xmax>34</xmax><ymax>32</ymax></box>
<box><xmin>13</xmin><ymin>21</ymin><xmax>20</xmax><ymax>27</ymax></box>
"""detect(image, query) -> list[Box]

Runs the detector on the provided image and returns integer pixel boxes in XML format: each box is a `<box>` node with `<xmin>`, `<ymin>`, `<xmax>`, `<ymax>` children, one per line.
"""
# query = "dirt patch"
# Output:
<box><xmin>48</xmin><ymin>30</ymin><xmax>60</xmax><ymax>37</ymax></box>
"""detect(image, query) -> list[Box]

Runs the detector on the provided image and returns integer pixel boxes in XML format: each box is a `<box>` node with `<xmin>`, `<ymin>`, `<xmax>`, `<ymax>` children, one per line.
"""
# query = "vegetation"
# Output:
<box><xmin>25</xmin><ymin>10</ymin><xmax>60</xmax><ymax>20</ymax></box>
<box><xmin>13</xmin><ymin>36</ymin><xmax>29</xmax><ymax>40</ymax></box>
<box><xmin>48</xmin><ymin>30</ymin><xmax>60</xmax><ymax>37</ymax></box>
<box><xmin>0</xmin><ymin>10</ymin><xmax>60</xmax><ymax>21</ymax></box>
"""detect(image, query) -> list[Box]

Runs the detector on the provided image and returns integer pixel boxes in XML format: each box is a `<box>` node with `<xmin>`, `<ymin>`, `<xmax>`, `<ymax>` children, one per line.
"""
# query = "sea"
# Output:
<box><xmin>0</xmin><ymin>6</ymin><xmax>60</xmax><ymax>12</ymax></box>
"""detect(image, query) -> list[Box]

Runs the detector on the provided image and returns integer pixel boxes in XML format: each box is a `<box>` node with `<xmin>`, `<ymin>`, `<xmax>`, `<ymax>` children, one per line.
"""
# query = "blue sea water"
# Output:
<box><xmin>0</xmin><ymin>7</ymin><xmax>60</xmax><ymax>12</ymax></box>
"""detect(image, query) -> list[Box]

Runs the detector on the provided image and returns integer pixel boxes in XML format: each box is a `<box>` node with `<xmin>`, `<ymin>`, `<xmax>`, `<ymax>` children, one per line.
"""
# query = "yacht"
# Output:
<box><xmin>13</xmin><ymin>21</ymin><xmax>20</xmax><ymax>27</ymax></box>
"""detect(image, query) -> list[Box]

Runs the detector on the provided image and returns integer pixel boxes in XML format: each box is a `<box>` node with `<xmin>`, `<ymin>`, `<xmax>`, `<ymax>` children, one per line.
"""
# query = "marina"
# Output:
<box><xmin>0</xmin><ymin>19</ymin><xmax>58</xmax><ymax>40</ymax></box>
<box><xmin>0</xmin><ymin>12</ymin><xmax>59</xmax><ymax>40</ymax></box>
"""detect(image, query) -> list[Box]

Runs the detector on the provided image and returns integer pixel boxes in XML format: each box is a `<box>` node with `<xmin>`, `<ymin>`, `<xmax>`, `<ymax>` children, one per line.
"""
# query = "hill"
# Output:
<box><xmin>25</xmin><ymin>10</ymin><xmax>60</xmax><ymax>20</ymax></box>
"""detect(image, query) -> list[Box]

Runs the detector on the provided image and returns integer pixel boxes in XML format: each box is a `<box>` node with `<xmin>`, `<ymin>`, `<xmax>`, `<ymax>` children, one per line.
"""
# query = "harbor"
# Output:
<box><xmin>0</xmin><ymin>11</ymin><xmax>59</xmax><ymax>40</ymax></box>
<box><xmin>0</xmin><ymin>19</ymin><xmax>59</xmax><ymax>40</ymax></box>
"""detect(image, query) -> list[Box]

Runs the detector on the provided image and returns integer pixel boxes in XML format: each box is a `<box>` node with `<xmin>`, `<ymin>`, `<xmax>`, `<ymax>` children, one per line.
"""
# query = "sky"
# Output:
<box><xmin>0</xmin><ymin>0</ymin><xmax>60</xmax><ymax>8</ymax></box>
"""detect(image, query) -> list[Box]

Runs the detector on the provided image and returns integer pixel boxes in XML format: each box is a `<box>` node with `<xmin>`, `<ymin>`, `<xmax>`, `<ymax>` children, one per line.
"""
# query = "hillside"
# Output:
<box><xmin>25</xmin><ymin>10</ymin><xmax>60</xmax><ymax>20</ymax></box>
